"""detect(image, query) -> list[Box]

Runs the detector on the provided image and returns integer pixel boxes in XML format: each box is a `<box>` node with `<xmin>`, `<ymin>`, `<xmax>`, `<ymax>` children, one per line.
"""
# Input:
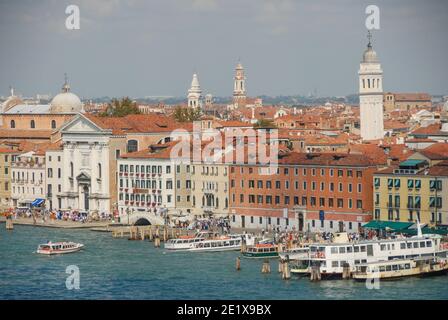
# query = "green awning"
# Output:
<box><xmin>399</xmin><ymin>159</ymin><xmax>425</xmax><ymax>167</ymax></box>
<box><xmin>362</xmin><ymin>220</ymin><xmax>414</xmax><ymax>231</ymax></box>
<box><xmin>399</xmin><ymin>227</ymin><xmax>448</xmax><ymax>236</ymax></box>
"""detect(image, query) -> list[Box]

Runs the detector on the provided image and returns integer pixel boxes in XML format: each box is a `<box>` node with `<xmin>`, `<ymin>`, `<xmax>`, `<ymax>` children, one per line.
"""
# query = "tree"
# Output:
<box><xmin>173</xmin><ymin>106</ymin><xmax>202</xmax><ymax>122</ymax></box>
<box><xmin>254</xmin><ymin>119</ymin><xmax>277</xmax><ymax>129</ymax></box>
<box><xmin>100</xmin><ymin>97</ymin><xmax>141</xmax><ymax>117</ymax></box>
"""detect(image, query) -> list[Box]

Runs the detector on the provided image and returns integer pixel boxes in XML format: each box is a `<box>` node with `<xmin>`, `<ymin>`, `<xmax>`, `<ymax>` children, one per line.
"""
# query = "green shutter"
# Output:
<box><xmin>415</xmin><ymin>196</ymin><xmax>421</xmax><ymax>208</ymax></box>
<box><xmin>415</xmin><ymin>180</ymin><xmax>421</xmax><ymax>189</ymax></box>
<box><xmin>388</xmin><ymin>179</ymin><xmax>393</xmax><ymax>188</ymax></box>
<box><xmin>429</xmin><ymin>197</ymin><xmax>435</xmax><ymax>208</ymax></box>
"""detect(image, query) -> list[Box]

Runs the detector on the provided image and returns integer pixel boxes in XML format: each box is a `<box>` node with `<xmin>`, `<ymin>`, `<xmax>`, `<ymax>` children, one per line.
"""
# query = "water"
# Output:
<box><xmin>1</xmin><ymin>225</ymin><xmax>447</xmax><ymax>300</ymax></box>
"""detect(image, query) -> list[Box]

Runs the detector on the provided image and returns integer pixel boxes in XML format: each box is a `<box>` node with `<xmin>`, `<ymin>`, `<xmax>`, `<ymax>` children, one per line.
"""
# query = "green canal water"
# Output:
<box><xmin>1</xmin><ymin>225</ymin><xmax>447</xmax><ymax>300</ymax></box>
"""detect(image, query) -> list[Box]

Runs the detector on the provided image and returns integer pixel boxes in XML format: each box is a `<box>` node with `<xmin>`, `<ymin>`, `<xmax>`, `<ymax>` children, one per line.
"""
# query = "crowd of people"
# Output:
<box><xmin>189</xmin><ymin>217</ymin><xmax>232</xmax><ymax>234</ymax></box>
<box><xmin>8</xmin><ymin>208</ymin><xmax>113</xmax><ymax>224</ymax></box>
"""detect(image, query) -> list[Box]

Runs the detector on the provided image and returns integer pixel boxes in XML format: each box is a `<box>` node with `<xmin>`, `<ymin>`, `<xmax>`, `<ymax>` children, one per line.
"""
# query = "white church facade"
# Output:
<box><xmin>58</xmin><ymin>114</ymin><xmax>114</xmax><ymax>214</ymax></box>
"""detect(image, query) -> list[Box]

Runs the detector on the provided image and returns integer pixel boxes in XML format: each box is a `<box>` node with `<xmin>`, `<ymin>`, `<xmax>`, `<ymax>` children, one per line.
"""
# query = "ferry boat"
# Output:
<box><xmin>279</xmin><ymin>246</ymin><xmax>309</xmax><ymax>261</ymax></box>
<box><xmin>164</xmin><ymin>231</ymin><xmax>213</xmax><ymax>251</ymax></box>
<box><xmin>352</xmin><ymin>257</ymin><xmax>448</xmax><ymax>281</ymax></box>
<box><xmin>303</xmin><ymin>232</ymin><xmax>448</xmax><ymax>279</ymax></box>
<box><xmin>37</xmin><ymin>242</ymin><xmax>84</xmax><ymax>255</ymax></box>
<box><xmin>243</xmin><ymin>243</ymin><xmax>279</xmax><ymax>259</ymax></box>
<box><xmin>188</xmin><ymin>234</ymin><xmax>255</xmax><ymax>252</ymax></box>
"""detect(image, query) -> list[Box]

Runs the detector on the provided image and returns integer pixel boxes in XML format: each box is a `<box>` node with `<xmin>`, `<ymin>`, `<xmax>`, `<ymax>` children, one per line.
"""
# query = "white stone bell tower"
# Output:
<box><xmin>359</xmin><ymin>31</ymin><xmax>384</xmax><ymax>141</ymax></box>
<box><xmin>233</xmin><ymin>61</ymin><xmax>246</xmax><ymax>106</ymax></box>
<box><xmin>187</xmin><ymin>73</ymin><xmax>202</xmax><ymax>108</ymax></box>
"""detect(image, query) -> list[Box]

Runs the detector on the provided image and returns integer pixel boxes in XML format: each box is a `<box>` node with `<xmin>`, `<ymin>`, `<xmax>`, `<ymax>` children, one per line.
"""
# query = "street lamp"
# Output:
<box><xmin>126</xmin><ymin>207</ymin><xmax>130</xmax><ymax>225</ymax></box>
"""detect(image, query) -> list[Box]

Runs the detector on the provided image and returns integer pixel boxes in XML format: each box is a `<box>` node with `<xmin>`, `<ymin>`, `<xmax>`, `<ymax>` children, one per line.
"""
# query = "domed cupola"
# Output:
<box><xmin>362</xmin><ymin>31</ymin><xmax>379</xmax><ymax>63</ymax></box>
<box><xmin>1</xmin><ymin>87</ymin><xmax>23</xmax><ymax>113</ymax></box>
<box><xmin>50</xmin><ymin>75</ymin><xmax>83</xmax><ymax>113</ymax></box>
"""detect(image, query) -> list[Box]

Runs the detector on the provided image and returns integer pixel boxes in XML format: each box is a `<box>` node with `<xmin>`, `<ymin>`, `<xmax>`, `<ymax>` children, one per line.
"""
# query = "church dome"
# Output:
<box><xmin>2</xmin><ymin>95</ymin><xmax>23</xmax><ymax>112</ymax></box>
<box><xmin>50</xmin><ymin>81</ymin><xmax>83</xmax><ymax>113</ymax></box>
<box><xmin>363</xmin><ymin>46</ymin><xmax>378</xmax><ymax>63</ymax></box>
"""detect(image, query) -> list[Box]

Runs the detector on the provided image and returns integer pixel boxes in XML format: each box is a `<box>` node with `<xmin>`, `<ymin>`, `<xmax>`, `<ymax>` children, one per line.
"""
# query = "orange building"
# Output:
<box><xmin>229</xmin><ymin>152</ymin><xmax>379</xmax><ymax>232</ymax></box>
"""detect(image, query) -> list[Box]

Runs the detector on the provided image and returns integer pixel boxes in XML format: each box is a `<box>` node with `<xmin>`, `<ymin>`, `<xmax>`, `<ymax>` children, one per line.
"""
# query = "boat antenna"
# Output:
<box><xmin>416</xmin><ymin>219</ymin><xmax>423</xmax><ymax>238</ymax></box>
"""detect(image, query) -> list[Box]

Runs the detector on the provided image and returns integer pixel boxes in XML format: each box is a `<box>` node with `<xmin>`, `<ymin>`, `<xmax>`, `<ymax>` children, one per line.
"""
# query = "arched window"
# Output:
<box><xmin>51</xmin><ymin>120</ymin><xmax>56</xmax><ymax>129</ymax></box>
<box><xmin>367</xmin><ymin>79</ymin><xmax>370</xmax><ymax>88</ymax></box>
<box><xmin>10</xmin><ymin>120</ymin><xmax>15</xmax><ymax>128</ymax></box>
<box><xmin>70</xmin><ymin>162</ymin><xmax>74</xmax><ymax>178</ymax></box>
<box><xmin>30</xmin><ymin>120</ymin><xmax>35</xmax><ymax>129</ymax></box>
<box><xmin>362</xmin><ymin>79</ymin><xmax>365</xmax><ymax>89</ymax></box>
<box><xmin>127</xmin><ymin>140</ymin><xmax>138</xmax><ymax>153</ymax></box>
<box><xmin>98</xmin><ymin>163</ymin><xmax>102</xmax><ymax>179</ymax></box>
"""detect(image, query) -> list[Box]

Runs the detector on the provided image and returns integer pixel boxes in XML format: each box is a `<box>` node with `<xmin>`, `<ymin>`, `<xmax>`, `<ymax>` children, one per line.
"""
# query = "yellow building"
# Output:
<box><xmin>0</xmin><ymin>148</ymin><xmax>20</xmax><ymax>210</ymax></box>
<box><xmin>374</xmin><ymin>159</ymin><xmax>448</xmax><ymax>226</ymax></box>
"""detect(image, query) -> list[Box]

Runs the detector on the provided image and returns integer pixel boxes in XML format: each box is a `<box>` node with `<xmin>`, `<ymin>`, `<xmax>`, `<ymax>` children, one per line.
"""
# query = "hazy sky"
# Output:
<box><xmin>0</xmin><ymin>0</ymin><xmax>447</xmax><ymax>99</ymax></box>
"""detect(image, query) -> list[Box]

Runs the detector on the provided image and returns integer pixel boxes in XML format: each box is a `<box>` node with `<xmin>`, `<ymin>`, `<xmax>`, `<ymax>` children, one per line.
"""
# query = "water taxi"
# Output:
<box><xmin>164</xmin><ymin>231</ymin><xmax>213</xmax><ymax>251</ymax></box>
<box><xmin>243</xmin><ymin>243</ymin><xmax>279</xmax><ymax>259</ymax></box>
<box><xmin>352</xmin><ymin>258</ymin><xmax>448</xmax><ymax>281</ymax></box>
<box><xmin>37</xmin><ymin>242</ymin><xmax>84</xmax><ymax>255</ymax></box>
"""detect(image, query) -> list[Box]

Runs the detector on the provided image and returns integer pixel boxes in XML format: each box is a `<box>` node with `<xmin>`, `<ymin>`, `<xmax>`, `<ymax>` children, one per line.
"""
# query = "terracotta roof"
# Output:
<box><xmin>217</xmin><ymin>120</ymin><xmax>252</xmax><ymax>128</ymax></box>
<box><xmin>418</xmin><ymin>143</ymin><xmax>448</xmax><ymax>160</ymax></box>
<box><xmin>384</xmin><ymin>120</ymin><xmax>410</xmax><ymax>130</ymax></box>
<box><xmin>393</xmin><ymin>93</ymin><xmax>431</xmax><ymax>102</ymax></box>
<box><xmin>278</xmin><ymin>152</ymin><xmax>377</xmax><ymax>167</ymax></box>
<box><xmin>411</xmin><ymin>123</ymin><xmax>441</xmax><ymax>135</ymax></box>
<box><xmin>0</xmin><ymin>129</ymin><xmax>52</xmax><ymax>139</ymax></box>
<box><xmin>84</xmin><ymin>114</ymin><xmax>193</xmax><ymax>135</ymax></box>
<box><xmin>0</xmin><ymin>148</ymin><xmax>19</xmax><ymax>153</ymax></box>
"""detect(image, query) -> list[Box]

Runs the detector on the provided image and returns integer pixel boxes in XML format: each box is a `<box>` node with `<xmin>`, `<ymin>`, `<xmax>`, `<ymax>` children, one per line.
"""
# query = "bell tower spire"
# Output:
<box><xmin>359</xmin><ymin>31</ymin><xmax>384</xmax><ymax>141</ymax></box>
<box><xmin>233</xmin><ymin>60</ymin><xmax>246</xmax><ymax>107</ymax></box>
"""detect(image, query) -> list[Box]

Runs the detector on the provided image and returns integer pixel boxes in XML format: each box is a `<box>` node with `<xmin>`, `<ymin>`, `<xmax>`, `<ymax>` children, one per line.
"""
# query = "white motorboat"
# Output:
<box><xmin>164</xmin><ymin>231</ymin><xmax>213</xmax><ymax>251</ymax></box>
<box><xmin>279</xmin><ymin>246</ymin><xmax>310</xmax><ymax>261</ymax></box>
<box><xmin>37</xmin><ymin>241</ymin><xmax>84</xmax><ymax>255</ymax></box>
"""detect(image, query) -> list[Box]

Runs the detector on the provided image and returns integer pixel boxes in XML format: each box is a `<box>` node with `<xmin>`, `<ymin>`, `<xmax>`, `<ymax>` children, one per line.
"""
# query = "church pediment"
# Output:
<box><xmin>76</xmin><ymin>172</ymin><xmax>91</xmax><ymax>181</ymax></box>
<box><xmin>60</xmin><ymin>114</ymin><xmax>108</xmax><ymax>134</ymax></box>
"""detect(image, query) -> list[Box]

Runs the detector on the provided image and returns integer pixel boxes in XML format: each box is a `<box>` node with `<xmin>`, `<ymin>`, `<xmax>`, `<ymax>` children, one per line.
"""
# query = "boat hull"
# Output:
<box><xmin>353</xmin><ymin>265</ymin><xmax>448</xmax><ymax>281</ymax></box>
<box><xmin>242</xmin><ymin>252</ymin><xmax>279</xmax><ymax>259</ymax></box>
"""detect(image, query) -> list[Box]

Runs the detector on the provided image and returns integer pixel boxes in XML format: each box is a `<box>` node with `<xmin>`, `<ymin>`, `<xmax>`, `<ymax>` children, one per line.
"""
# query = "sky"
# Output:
<box><xmin>0</xmin><ymin>0</ymin><xmax>447</xmax><ymax>99</ymax></box>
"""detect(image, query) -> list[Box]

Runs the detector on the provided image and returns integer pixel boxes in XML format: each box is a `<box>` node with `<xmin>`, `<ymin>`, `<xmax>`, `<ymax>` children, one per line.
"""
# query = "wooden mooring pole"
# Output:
<box><xmin>310</xmin><ymin>265</ymin><xmax>321</xmax><ymax>281</ymax></box>
<box><xmin>282</xmin><ymin>261</ymin><xmax>291</xmax><ymax>280</ymax></box>
<box><xmin>6</xmin><ymin>218</ymin><xmax>13</xmax><ymax>230</ymax></box>
<box><xmin>261</xmin><ymin>259</ymin><xmax>271</xmax><ymax>273</ymax></box>
<box><xmin>236</xmin><ymin>257</ymin><xmax>241</xmax><ymax>271</ymax></box>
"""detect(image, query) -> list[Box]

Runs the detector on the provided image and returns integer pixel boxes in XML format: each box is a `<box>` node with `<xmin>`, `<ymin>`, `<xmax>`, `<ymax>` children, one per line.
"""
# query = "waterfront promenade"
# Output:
<box><xmin>0</xmin><ymin>216</ymin><xmax>111</xmax><ymax>229</ymax></box>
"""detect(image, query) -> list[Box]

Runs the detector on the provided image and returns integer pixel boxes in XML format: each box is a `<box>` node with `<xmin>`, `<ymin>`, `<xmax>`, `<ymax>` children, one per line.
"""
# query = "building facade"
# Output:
<box><xmin>11</xmin><ymin>151</ymin><xmax>46</xmax><ymax>208</ymax></box>
<box><xmin>0</xmin><ymin>148</ymin><xmax>18</xmax><ymax>209</ymax></box>
<box><xmin>229</xmin><ymin>153</ymin><xmax>378</xmax><ymax>232</ymax></box>
<box><xmin>45</xmin><ymin>147</ymin><xmax>64</xmax><ymax>211</ymax></box>
<box><xmin>374</xmin><ymin>159</ymin><xmax>448</xmax><ymax>226</ymax></box>
<box><xmin>117</xmin><ymin>147</ymin><xmax>176</xmax><ymax>223</ymax></box>
<box><xmin>58</xmin><ymin>114</ymin><xmax>116</xmax><ymax>213</ymax></box>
